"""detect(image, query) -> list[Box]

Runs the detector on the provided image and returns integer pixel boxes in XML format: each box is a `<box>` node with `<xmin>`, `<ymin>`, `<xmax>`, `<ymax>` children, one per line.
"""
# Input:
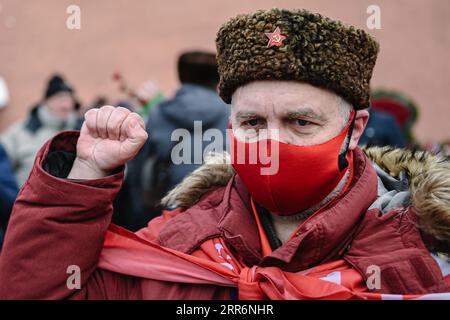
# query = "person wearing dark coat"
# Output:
<box><xmin>114</xmin><ymin>51</ymin><xmax>230</xmax><ymax>230</ymax></box>
<box><xmin>0</xmin><ymin>74</ymin><xmax>79</xmax><ymax>186</ymax></box>
<box><xmin>0</xmin><ymin>143</ymin><xmax>19</xmax><ymax>249</ymax></box>
<box><xmin>359</xmin><ymin>109</ymin><xmax>406</xmax><ymax>148</ymax></box>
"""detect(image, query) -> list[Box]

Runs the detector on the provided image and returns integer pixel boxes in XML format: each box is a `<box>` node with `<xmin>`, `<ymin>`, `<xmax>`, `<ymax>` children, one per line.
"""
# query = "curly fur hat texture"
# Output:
<box><xmin>162</xmin><ymin>148</ymin><xmax>450</xmax><ymax>255</ymax></box>
<box><xmin>215</xmin><ymin>8</ymin><xmax>380</xmax><ymax>109</ymax></box>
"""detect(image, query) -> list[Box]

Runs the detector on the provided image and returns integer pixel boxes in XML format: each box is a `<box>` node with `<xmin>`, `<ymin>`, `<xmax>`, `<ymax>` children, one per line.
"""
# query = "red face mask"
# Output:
<box><xmin>230</xmin><ymin>112</ymin><xmax>356</xmax><ymax>216</ymax></box>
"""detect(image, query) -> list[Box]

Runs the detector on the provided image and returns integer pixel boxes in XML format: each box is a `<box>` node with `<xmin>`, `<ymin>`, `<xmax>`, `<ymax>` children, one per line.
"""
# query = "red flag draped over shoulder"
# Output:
<box><xmin>97</xmin><ymin>222</ymin><xmax>450</xmax><ymax>300</ymax></box>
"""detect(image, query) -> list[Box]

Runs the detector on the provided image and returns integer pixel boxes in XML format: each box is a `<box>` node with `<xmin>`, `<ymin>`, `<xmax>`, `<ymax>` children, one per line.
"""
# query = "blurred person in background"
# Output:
<box><xmin>0</xmin><ymin>144</ymin><xmax>18</xmax><ymax>250</ymax></box>
<box><xmin>145</xmin><ymin>51</ymin><xmax>230</xmax><ymax>195</ymax></box>
<box><xmin>368</xmin><ymin>89</ymin><xmax>419</xmax><ymax>149</ymax></box>
<box><xmin>78</xmin><ymin>96</ymin><xmax>109</xmax><ymax>116</ymax></box>
<box><xmin>0</xmin><ymin>74</ymin><xmax>80</xmax><ymax>186</ymax></box>
<box><xmin>114</xmin><ymin>51</ymin><xmax>230</xmax><ymax>230</ymax></box>
<box><xmin>0</xmin><ymin>77</ymin><xmax>19</xmax><ymax>249</ymax></box>
<box><xmin>0</xmin><ymin>76</ymin><xmax>10</xmax><ymax>112</ymax></box>
<box><xmin>358</xmin><ymin>108</ymin><xmax>406</xmax><ymax>148</ymax></box>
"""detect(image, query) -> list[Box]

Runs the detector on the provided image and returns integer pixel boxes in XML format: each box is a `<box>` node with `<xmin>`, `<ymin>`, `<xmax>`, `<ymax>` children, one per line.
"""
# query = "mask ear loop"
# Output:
<box><xmin>338</xmin><ymin>111</ymin><xmax>356</xmax><ymax>171</ymax></box>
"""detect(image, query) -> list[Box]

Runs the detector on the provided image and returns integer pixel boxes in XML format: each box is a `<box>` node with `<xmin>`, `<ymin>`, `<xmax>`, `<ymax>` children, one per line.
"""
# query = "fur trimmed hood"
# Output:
<box><xmin>162</xmin><ymin>147</ymin><xmax>450</xmax><ymax>254</ymax></box>
<box><xmin>363</xmin><ymin>147</ymin><xmax>450</xmax><ymax>254</ymax></box>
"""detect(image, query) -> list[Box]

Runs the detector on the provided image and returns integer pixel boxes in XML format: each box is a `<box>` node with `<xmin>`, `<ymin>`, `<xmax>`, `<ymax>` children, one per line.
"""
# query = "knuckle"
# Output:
<box><xmin>116</xmin><ymin>106</ymin><xmax>131</xmax><ymax>114</ymax></box>
<box><xmin>100</xmin><ymin>105</ymin><xmax>115</xmax><ymax>111</ymax></box>
<box><xmin>99</xmin><ymin>106</ymin><xmax>115</xmax><ymax>118</ymax></box>
<box><xmin>116</xmin><ymin>112</ymin><xmax>131</xmax><ymax>123</ymax></box>
<box><xmin>85</xmin><ymin>108</ymin><xmax>97</xmax><ymax>118</ymax></box>
<box><xmin>129</xmin><ymin>112</ymin><xmax>141</xmax><ymax>119</ymax></box>
<box><xmin>130</xmin><ymin>113</ymin><xmax>145</xmax><ymax>126</ymax></box>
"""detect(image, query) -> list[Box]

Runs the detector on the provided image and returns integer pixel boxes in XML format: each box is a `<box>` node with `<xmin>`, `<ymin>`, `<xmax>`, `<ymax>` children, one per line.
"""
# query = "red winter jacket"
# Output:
<box><xmin>0</xmin><ymin>131</ymin><xmax>448</xmax><ymax>299</ymax></box>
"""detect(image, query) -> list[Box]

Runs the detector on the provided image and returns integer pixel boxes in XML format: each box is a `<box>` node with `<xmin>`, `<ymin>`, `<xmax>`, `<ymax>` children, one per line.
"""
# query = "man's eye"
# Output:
<box><xmin>296</xmin><ymin>119</ymin><xmax>312</xmax><ymax>126</ymax></box>
<box><xmin>244</xmin><ymin>119</ymin><xmax>260</xmax><ymax>126</ymax></box>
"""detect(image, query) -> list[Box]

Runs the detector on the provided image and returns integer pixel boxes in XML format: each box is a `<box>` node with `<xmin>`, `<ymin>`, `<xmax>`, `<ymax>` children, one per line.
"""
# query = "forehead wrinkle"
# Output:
<box><xmin>232</xmin><ymin>93</ymin><xmax>274</xmax><ymax>119</ymax></box>
<box><xmin>232</xmin><ymin>84</ymin><xmax>277</xmax><ymax>108</ymax></box>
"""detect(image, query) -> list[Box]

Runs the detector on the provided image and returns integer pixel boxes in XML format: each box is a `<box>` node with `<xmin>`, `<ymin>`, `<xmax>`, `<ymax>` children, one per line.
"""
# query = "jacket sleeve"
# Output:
<box><xmin>0</xmin><ymin>131</ymin><xmax>130</xmax><ymax>299</ymax></box>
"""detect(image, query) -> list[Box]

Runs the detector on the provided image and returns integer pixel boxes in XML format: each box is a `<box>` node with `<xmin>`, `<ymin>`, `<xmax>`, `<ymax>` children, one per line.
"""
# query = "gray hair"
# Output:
<box><xmin>338</xmin><ymin>97</ymin><xmax>353</xmax><ymax>154</ymax></box>
<box><xmin>338</xmin><ymin>96</ymin><xmax>352</xmax><ymax>129</ymax></box>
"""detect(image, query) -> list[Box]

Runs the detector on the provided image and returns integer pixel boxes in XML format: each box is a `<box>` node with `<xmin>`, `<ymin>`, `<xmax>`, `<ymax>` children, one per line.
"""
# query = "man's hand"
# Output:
<box><xmin>68</xmin><ymin>106</ymin><xmax>148</xmax><ymax>180</ymax></box>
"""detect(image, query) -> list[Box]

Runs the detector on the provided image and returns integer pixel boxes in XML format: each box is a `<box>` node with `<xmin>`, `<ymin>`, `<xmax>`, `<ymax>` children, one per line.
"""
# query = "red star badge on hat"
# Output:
<box><xmin>265</xmin><ymin>27</ymin><xmax>286</xmax><ymax>48</ymax></box>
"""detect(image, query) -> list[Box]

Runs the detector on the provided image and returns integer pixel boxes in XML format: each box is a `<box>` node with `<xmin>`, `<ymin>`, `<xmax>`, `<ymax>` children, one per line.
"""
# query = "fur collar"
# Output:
<box><xmin>162</xmin><ymin>147</ymin><xmax>450</xmax><ymax>254</ymax></box>
<box><xmin>363</xmin><ymin>147</ymin><xmax>450</xmax><ymax>254</ymax></box>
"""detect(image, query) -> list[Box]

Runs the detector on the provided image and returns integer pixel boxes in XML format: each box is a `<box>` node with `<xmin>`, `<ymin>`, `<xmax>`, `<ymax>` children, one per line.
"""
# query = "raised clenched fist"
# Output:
<box><xmin>68</xmin><ymin>106</ymin><xmax>148</xmax><ymax>180</ymax></box>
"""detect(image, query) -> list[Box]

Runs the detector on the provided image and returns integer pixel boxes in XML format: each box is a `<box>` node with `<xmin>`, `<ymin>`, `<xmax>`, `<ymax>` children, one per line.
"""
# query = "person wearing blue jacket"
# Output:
<box><xmin>0</xmin><ymin>143</ymin><xmax>19</xmax><ymax>249</ymax></box>
<box><xmin>113</xmin><ymin>51</ymin><xmax>230</xmax><ymax>230</ymax></box>
<box><xmin>359</xmin><ymin>109</ymin><xmax>406</xmax><ymax>148</ymax></box>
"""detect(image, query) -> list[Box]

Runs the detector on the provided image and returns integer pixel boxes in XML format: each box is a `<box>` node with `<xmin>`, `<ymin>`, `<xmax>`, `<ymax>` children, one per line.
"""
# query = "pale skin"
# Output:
<box><xmin>68</xmin><ymin>81</ymin><xmax>369</xmax><ymax>243</ymax></box>
<box><xmin>231</xmin><ymin>81</ymin><xmax>370</xmax><ymax>242</ymax></box>
<box><xmin>45</xmin><ymin>91</ymin><xmax>75</xmax><ymax>120</ymax></box>
<box><xmin>68</xmin><ymin>106</ymin><xmax>148</xmax><ymax>180</ymax></box>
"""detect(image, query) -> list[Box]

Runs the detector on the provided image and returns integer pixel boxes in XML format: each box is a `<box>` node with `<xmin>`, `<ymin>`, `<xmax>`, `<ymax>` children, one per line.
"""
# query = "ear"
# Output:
<box><xmin>349</xmin><ymin>109</ymin><xmax>370</xmax><ymax>150</ymax></box>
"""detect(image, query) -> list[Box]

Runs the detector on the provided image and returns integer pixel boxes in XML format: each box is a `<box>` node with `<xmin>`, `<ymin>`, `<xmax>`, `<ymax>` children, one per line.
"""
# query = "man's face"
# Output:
<box><xmin>231</xmin><ymin>81</ymin><xmax>365</xmax><ymax>147</ymax></box>
<box><xmin>45</xmin><ymin>91</ymin><xmax>74</xmax><ymax>120</ymax></box>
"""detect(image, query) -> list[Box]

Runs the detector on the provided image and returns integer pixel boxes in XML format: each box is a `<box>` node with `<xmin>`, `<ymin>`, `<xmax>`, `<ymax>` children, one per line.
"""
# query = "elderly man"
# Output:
<box><xmin>0</xmin><ymin>74</ymin><xmax>79</xmax><ymax>186</ymax></box>
<box><xmin>0</xmin><ymin>9</ymin><xmax>449</xmax><ymax>300</ymax></box>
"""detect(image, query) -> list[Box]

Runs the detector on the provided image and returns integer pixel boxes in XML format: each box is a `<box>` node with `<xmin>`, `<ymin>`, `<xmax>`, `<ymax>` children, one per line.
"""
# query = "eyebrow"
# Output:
<box><xmin>235</xmin><ymin>108</ymin><xmax>326</xmax><ymax>122</ymax></box>
<box><xmin>235</xmin><ymin>111</ymin><xmax>263</xmax><ymax>122</ymax></box>
<box><xmin>283</xmin><ymin>108</ymin><xmax>326</xmax><ymax>122</ymax></box>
